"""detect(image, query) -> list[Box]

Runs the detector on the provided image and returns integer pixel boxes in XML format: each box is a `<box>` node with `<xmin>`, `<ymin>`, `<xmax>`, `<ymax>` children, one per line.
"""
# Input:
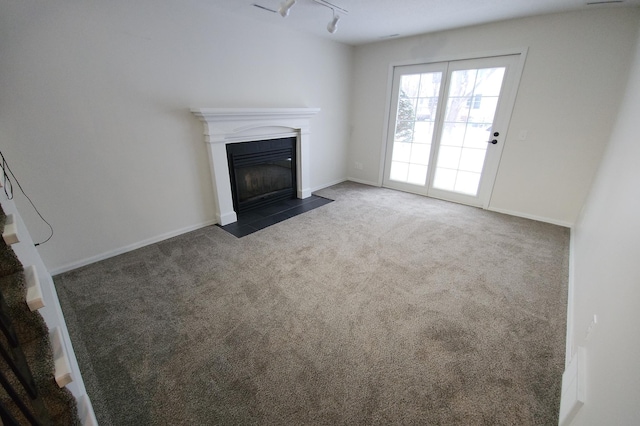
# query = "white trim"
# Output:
<box><xmin>559</xmin><ymin>346</ymin><xmax>586</xmax><ymax>425</ymax></box>
<box><xmin>482</xmin><ymin>50</ymin><xmax>529</xmax><ymax>208</ymax></box>
<box><xmin>487</xmin><ymin>206</ymin><xmax>573</xmax><ymax>228</ymax></box>
<box><xmin>378</xmin><ymin>61</ymin><xmax>396</xmax><ymax>187</ymax></box>
<box><xmin>2</xmin><ymin>213</ymin><xmax>19</xmax><ymax>245</ymax></box>
<box><xmin>346</xmin><ymin>177</ymin><xmax>380</xmax><ymax>187</ymax></box>
<box><xmin>565</xmin><ymin>228</ymin><xmax>576</xmax><ymax>369</ymax></box>
<box><xmin>78</xmin><ymin>394</ymin><xmax>98</xmax><ymax>426</ymax></box>
<box><xmin>387</xmin><ymin>47</ymin><xmax>530</xmax><ymax>69</ymax></box>
<box><xmin>217</xmin><ymin>210</ymin><xmax>238</xmax><ymax>227</ymax></box>
<box><xmin>25</xmin><ymin>265</ymin><xmax>45</xmax><ymax>311</ymax></box>
<box><xmin>51</xmin><ymin>176</ymin><xmax>352</xmax><ymax>275</ymax></box>
<box><xmin>51</xmin><ymin>326</ymin><xmax>73</xmax><ymax>388</ymax></box>
<box><xmin>310</xmin><ymin>178</ymin><xmax>348</xmax><ymax>193</ymax></box>
<box><xmin>49</xmin><ymin>220</ymin><xmax>217</xmax><ymax>276</ymax></box>
<box><xmin>51</xmin><ymin>176</ymin><xmax>345</xmax><ymax>275</ymax></box>
<box><xmin>190</xmin><ymin>107</ymin><xmax>321</xmax><ymax>124</ymax></box>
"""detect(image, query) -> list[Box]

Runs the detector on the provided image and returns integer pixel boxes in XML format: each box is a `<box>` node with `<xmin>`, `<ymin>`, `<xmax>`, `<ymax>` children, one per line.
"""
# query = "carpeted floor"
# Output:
<box><xmin>54</xmin><ymin>182</ymin><xmax>569</xmax><ymax>425</ymax></box>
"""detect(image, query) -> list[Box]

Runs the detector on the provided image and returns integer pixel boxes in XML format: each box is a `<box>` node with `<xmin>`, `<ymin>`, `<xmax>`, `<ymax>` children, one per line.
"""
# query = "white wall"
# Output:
<box><xmin>0</xmin><ymin>0</ymin><xmax>352</xmax><ymax>273</ymax></box>
<box><xmin>349</xmin><ymin>8</ymin><xmax>640</xmax><ymax>226</ymax></box>
<box><xmin>566</xmin><ymin>25</ymin><xmax>640</xmax><ymax>425</ymax></box>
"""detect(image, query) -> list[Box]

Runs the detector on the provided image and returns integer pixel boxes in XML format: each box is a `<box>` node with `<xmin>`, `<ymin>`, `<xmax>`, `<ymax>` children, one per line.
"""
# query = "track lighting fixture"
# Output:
<box><xmin>278</xmin><ymin>0</ymin><xmax>296</xmax><ymax>17</ymax></box>
<box><xmin>327</xmin><ymin>12</ymin><xmax>340</xmax><ymax>34</ymax></box>
<box><xmin>277</xmin><ymin>0</ymin><xmax>348</xmax><ymax>34</ymax></box>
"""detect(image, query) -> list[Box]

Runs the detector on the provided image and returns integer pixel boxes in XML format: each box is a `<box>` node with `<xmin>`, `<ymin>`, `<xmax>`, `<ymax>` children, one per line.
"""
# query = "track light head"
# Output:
<box><xmin>277</xmin><ymin>0</ymin><xmax>347</xmax><ymax>34</ymax></box>
<box><xmin>327</xmin><ymin>13</ymin><xmax>340</xmax><ymax>33</ymax></box>
<box><xmin>279</xmin><ymin>0</ymin><xmax>297</xmax><ymax>17</ymax></box>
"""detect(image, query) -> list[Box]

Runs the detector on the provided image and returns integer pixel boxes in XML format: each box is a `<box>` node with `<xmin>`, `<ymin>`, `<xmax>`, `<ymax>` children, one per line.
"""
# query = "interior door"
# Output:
<box><xmin>383</xmin><ymin>55</ymin><xmax>521</xmax><ymax>207</ymax></box>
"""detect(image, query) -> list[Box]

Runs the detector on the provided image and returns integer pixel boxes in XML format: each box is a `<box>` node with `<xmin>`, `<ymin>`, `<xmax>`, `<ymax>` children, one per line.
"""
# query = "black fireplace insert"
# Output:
<box><xmin>226</xmin><ymin>137</ymin><xmax>297</xmax><ymax>214</ymax></box>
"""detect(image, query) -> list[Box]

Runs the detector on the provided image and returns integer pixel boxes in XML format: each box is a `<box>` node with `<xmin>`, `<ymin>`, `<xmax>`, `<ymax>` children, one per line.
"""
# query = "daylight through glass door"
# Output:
<box><xmin>383</xmin><ymin>55</ymin><xmax>519</xmax><ymax>207</ymax></box>
<box><xmin>388</xmin><ymin>71</ymin><xmax>442</xmax><ymax>186</ymax></box>
<box><xmin>433</xmin><ymin>67</ymin><xmax>505</xmax><ymax>195</ymax></box>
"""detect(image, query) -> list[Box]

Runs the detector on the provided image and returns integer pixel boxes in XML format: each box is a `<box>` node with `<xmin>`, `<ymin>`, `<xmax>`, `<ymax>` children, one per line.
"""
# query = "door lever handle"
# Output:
<box><xmin>487</xmin><ymin>139</ymin><xmax>498</xmax><ymax>145</ymax></box>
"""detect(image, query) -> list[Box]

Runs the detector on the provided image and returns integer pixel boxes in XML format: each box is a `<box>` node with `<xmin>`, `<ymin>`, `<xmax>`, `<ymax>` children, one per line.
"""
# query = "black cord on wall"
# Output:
<box><xmin>0</xmin><ymin>150</ymin><xmax>54</xmax><ymax>246</ymax></box>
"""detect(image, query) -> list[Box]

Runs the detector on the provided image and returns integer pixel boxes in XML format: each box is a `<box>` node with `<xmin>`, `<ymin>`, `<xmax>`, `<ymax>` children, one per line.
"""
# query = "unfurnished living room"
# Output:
<box><xmin>1</xmin><ymin>0</ymin><xmax>639</xmax><ymax>425</ymax></box>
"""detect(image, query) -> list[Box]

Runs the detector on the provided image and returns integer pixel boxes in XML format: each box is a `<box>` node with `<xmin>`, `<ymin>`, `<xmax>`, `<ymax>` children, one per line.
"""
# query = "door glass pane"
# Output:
<box><xmin>407</xmin><ymin>164</ymin><xmax>428</xmax><ymax>185</ymax></box>
<box><xmin>433</xmin><ymin>168</ymin><xmax>456</xmax><ymax>191</ymax></box>
<box><xmin>458</xmin><ymin>148</ymin><xmax>487</xmax><ymax>173</ymax></box>
<box><xmin>400</xmin><ymin>74</ymin><xmax>421</xmax><ymax>98</ymax></box>
<box><xmin>390</xmin><ymin>161</ymin><xmax>409</xmax><ymax>181</ymax></box>
<box><xmin>413</xmin><ymin>122</ymin><xmax>435</xmax><ymax>143</ymax></box>
<box><xmin>389</xmin><ymin>72</ymin><xmax>442</xmax><ymax>185</ymax></box>
<box><xmin>463</xmin><ymin>125</ymin><xmax>492</xmax><ymax>149</ymax></box>
<box><xmin>410</xmin><ymin>143</ymin><xmax>430</xmax><ymax>165</ymax></box>
<box><xmin>392</xmin><ymin>141</ymin><xmax>411</xmax><ymax>162</ymax></box>
<box><xmin>454</xmin><ymin>171</ymin><xmax>481</xmax><ymax>195</ymax></box>
<box><xmin>433</xmin><ymin>67</ymin><xmax>505</xmax><ymax>196</ymax></box>
<box><xmin>436</xmin><ymin>146</ymin><xmax>462</xmax><ymax>169</ymax></box>
<box><xmin>440</xmin><ymin>123</ymin><xmax>465</xmax><ymax>147</ymax></box>
<box><xmin>475</xmin><ymin>68</ymin><xmax>505</xmax><ymax>96</ymax></box>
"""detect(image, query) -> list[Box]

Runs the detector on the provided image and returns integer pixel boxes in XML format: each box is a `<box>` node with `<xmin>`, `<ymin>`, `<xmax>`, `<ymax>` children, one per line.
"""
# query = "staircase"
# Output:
<box><xmin>0</xmin><ymin>190</ymin><xmax>96</xmax><ymax>424</ymax></box>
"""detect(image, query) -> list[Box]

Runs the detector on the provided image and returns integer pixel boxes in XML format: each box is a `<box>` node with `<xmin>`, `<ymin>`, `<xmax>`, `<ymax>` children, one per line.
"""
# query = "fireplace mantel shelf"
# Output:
<box><xmin>191</xmin><ymin>107</ymin><xmax>320</xmax><ymax>225</ymax></box>
<box><xmin>190</xmin><ymin>107</ymin><xmax>321</xmax><ymax>122</ymax></box>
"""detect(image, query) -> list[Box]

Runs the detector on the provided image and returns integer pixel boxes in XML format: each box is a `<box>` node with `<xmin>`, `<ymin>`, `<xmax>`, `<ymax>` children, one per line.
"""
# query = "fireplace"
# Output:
<box><xmin>227</xmin><ymin>137</ymin><xmax>297</xmax><ymax>213</ymax></box>
<box><xmin>190</xmin><ymin>108</ymin><xmax>320</xmax><ymax>225</ymax></box>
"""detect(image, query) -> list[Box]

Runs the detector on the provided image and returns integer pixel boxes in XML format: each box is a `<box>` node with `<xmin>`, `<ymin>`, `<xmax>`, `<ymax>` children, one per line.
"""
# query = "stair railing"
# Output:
<box><xmin>0</xmin><ymin>288</ymin><xmax>52</xmax><ymax>426</ymax></box>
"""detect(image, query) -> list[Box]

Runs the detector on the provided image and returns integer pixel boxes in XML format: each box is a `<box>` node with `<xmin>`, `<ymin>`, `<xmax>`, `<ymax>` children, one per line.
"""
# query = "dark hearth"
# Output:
<box><xmin>219</xmin><ymin>195</ymin><xmax>333</xmax><ymax>238</ymax></box>
<box><xmin>227</xmin><ymin>137</ymin><xmax>296</xmax><ymax>213</ymax></box>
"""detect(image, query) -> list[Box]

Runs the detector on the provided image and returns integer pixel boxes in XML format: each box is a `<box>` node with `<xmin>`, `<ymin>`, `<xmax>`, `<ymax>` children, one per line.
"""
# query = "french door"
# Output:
<box><xmin>382</xmin><ymin>55</ymin><xmax>520</xmax><ymax>207</ymax></box>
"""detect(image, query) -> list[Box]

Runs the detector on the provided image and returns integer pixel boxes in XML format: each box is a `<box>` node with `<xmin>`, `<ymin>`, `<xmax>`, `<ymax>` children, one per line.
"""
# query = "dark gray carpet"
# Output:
<box><xmin>55</xmin><ymin>182</ymin><xmax>569</xmax><ymax>425</ymax></box>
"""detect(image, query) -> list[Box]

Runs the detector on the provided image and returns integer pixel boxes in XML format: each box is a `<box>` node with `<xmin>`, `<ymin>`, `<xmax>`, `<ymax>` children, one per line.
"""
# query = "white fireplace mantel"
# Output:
<box><xmin>190</xmin><ymin>107</ymin><xmax>320</xmax><ymax>226</ymax></box>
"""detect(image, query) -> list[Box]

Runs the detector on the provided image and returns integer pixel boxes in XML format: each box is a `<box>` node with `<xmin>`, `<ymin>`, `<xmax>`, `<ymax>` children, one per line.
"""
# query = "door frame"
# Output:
<box><xmin>377</xmin><ymin>48</ymin><xmax>528</xmax><ymax>209</ymax></box>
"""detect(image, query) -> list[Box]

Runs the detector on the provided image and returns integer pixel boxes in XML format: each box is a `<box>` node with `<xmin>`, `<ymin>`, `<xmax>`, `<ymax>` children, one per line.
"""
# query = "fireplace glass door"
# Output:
<box><xmin>227</xmin><ymin>137</ymin><xmax>297</xmax><ymax>213</ymax></box>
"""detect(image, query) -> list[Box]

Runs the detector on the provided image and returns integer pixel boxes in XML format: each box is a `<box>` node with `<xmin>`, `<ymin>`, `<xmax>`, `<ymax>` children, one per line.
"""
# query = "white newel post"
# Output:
<box><xmin>190</xmin><ymin>108</ymin><xmax>320</xmax><ymax>226</ymax></box>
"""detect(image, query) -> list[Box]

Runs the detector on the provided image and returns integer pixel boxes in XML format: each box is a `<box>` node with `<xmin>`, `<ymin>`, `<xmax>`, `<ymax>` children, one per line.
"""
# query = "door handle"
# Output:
<box><xmin>488</xmin><ymin>139</ymin><xmax>498</xmax><ymax>145</ymax></box>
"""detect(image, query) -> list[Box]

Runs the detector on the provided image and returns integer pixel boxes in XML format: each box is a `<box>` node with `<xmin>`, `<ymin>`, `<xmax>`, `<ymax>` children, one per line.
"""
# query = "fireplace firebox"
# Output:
<box><xmin>226</xmin><ymin>137</ymin><xmax>297</xmax><ymax>213</ymax></box>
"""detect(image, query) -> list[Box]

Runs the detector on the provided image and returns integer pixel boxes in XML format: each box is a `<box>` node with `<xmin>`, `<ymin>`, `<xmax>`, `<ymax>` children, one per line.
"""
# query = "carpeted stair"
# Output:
<box><xmin>0</xmin><ymin>205</ymin><xmax>80</xmax><ymax>425</ymax></box>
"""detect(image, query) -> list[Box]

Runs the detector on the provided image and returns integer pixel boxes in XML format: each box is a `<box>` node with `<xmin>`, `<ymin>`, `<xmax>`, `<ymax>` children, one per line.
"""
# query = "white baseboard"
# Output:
<box><xmin>310</xmin><ymin>178</ymin><xmax>348</xmax><ymax>193</ymax></box>
<box><xmin>311</xmin><ymin>177</ymin><xmax>382</xmax><ymax>193</ymax></box>
<box><xmin>487</xmin><ymin>206</ymin><xmax>574</xmax><ymax>228</ymax></box>
<box><xmin>345</xmin><ymin>177</ymin><xmax>380</xmax><ymax>187</ymax></box>
<box><xmin>49</xmin><ymin>220</ymin><xmax>217</xmax><ymax>276</ymax></box>
<box><xmin>565</xmin><ymin>228</ymin><xmax>576</xmax><ymax>369</ymax></box>
<box><xmin>50</xmin><ymin>178</ymin><xmax>351</xmax><ymax>276</ymax></box>
<box><xmin>52</xmin><ymin>178</ymin><xmax>353</xmax><ymax>275</ymax></box>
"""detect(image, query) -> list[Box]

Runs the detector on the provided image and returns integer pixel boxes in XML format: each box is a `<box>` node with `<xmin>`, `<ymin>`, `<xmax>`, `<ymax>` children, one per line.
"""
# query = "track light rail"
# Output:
<box><xmin>311</xmin><ymin>0</ymin><xmax>349</xmax><ymax>15</ymax></box>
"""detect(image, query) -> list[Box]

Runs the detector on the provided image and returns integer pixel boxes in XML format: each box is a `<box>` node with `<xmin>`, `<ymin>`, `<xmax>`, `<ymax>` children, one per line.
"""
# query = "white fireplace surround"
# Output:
<box><xmin>191</xmin><ymin>107</ymin><xmax>321</xmax><ymax>225</ymax></box>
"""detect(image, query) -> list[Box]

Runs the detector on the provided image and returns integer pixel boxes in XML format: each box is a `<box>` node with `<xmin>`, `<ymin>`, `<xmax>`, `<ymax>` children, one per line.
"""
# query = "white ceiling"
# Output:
<box><xmin>208</xmin><ymin>0</ymin><xmax>639</xmax><ymax>45</ymax></box>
